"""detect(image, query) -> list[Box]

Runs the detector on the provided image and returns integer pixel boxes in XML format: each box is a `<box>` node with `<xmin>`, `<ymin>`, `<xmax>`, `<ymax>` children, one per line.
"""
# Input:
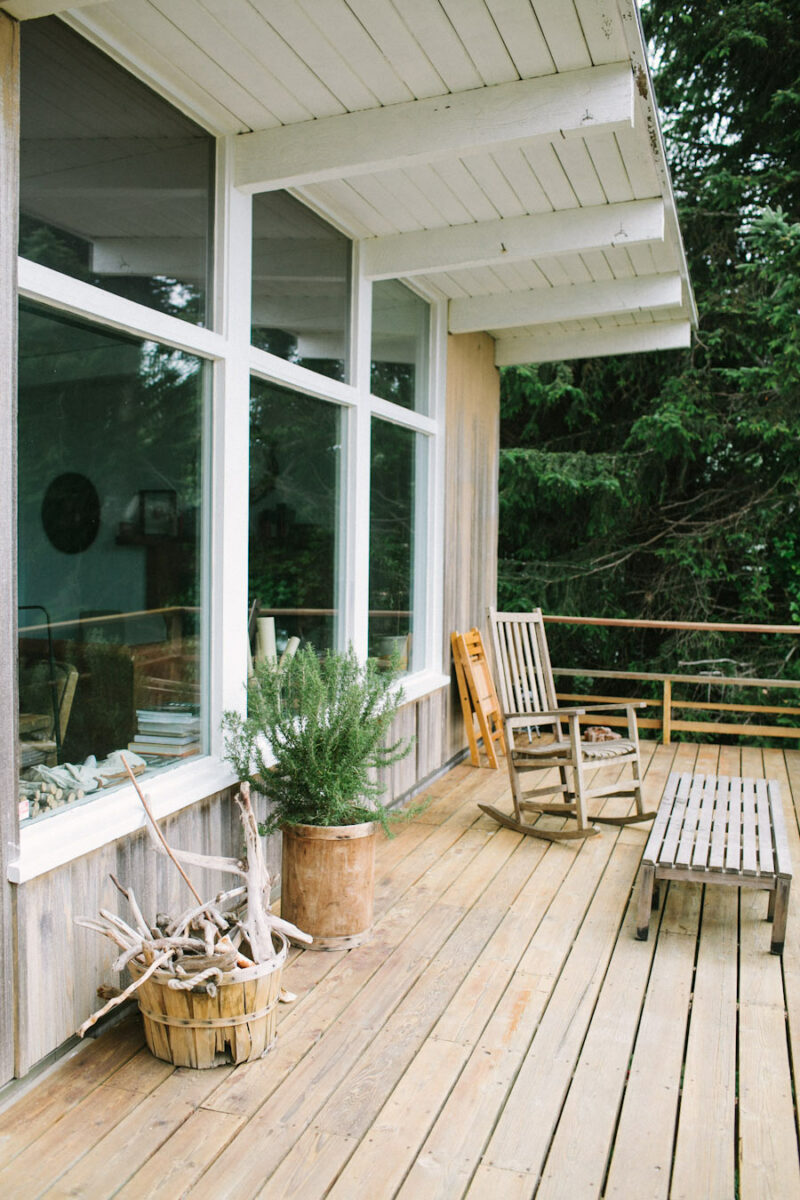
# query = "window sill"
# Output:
<box><xmin>8</xmin><ymin>756</ymin><xmax>238</xmax><ymax>885</ymax></box>
<box><xmin>8</xmin><ymin>670</ymin><xmax>450</xmax><ymax>885</ymax></box>
<box><xmin>396</xmin><ymin>669</ymin><xmax>450</xmax><ymax>706</ymax></box>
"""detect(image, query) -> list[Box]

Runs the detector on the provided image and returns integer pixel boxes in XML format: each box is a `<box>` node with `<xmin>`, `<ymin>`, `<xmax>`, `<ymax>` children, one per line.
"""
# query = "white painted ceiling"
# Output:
<box><xmin>3</xmin><ymin>0</ymin><xmax>696</xmax><ymax>365</ymax></box>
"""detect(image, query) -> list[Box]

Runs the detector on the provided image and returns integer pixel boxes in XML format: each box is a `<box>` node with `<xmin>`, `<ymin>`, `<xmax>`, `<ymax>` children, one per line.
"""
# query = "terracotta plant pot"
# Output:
<box><xmin>280</xmin><ymin>820</ymin><xmax>377</xmax><ymax>950</ymax></box>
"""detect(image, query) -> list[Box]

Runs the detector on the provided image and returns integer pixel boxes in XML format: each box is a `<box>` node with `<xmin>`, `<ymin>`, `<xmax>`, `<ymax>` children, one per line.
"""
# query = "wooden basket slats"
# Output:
<box><xmin>129</xmin><ymin>937</ymin><xmax>285</xmax><ymax>1068</ymax></box>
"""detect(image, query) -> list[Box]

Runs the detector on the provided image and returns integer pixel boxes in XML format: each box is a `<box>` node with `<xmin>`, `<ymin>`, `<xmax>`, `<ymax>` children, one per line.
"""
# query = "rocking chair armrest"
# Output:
<box><xmin>579</xmin><ymin>701</ymin><xmax>646</xmax><ymax>714</ymax></box>
<box><xmin>505</xmin><ymin>706</ymin><xmax>586</xmax><ymax>720</ymax></box>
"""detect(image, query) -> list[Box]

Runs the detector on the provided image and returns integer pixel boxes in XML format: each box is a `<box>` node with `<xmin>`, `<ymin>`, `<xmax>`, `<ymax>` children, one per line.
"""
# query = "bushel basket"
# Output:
<box><xmin>128</xmin><ymin>932</ymin><xmax>288</xmax><ymax>1069</ymax></box>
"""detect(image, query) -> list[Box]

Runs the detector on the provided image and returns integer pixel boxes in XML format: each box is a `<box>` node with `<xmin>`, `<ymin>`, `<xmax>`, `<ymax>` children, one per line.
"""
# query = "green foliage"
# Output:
<box><xmin>221</xmin><ymin>647</ymin><xmax>414</xmax><ymax>834</ymax></box>
<box><xmin>497</xmin><ymin>0</ymin><xmax>800</xmax><ymax>719</ymax></box>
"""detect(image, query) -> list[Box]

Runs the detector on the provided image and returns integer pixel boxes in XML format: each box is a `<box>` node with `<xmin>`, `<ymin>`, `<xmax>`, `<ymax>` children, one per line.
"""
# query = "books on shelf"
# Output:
<box><xmin>128</xmin><ymin>740</ymin><xmax>200</xmax><ymax>758</ymax></box>
<box><xmin>130</xmin><ymin>708</ymin><xmax>201</xmax><ymax>757</ymax></box>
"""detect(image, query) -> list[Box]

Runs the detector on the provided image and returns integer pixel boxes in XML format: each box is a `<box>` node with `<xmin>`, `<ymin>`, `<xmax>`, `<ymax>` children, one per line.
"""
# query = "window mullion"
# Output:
<box><xmin>342</xmin><ymin>248</ymin><xmax>371</xmax><ymax>660</ymax></box>
<box><xmin>208</xmin><ymin>137</ymin><xmax>252</xmax><ymax>748</ymax></box>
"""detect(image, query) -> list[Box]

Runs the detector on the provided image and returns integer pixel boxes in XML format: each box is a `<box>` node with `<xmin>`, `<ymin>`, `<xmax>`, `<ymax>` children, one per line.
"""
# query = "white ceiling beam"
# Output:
<box><xmin>449</xmin><ymin>273</ymin><xmax>683</xmax><ymax>334</ymax></box>
<box><xmin>235</xmin><ymin>63</ymin><xmax>635</xmax><ymax>193</ymax></box>
<box><xmin>0</xmin><ymin>1</ymin><xmax>103</xmax><ymax>18</ymax></box>
<box><xmin>361</xmin><ymin>198</ymin><xmax>664</xmax><ymax>280</ymax></box>
<box><xmin>494</xmin><ymin>319</ymin><xmax>692</xmax><ymax>365</ymax></box>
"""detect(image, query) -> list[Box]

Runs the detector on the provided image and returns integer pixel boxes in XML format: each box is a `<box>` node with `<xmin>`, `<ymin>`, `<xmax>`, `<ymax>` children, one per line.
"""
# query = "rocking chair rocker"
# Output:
<box><xmin>483</xmin><ymin>608</ymin><xmax>655</xmax><ymax>842</ymax></box>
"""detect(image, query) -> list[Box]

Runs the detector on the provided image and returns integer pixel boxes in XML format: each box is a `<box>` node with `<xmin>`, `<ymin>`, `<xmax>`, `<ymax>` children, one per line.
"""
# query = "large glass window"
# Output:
<box><xmin>251</xmin><ymin>192</ymin><xmax>350</xmax><ymax>382</ymax></box>
<box><xmin>371</xmin><ymin>280</ymin><xmax>430</xmax><ymax>412</ymax></box>
<box><xmin>17</xmin><ymin>303</ymin><xmax>206</xmax><ymax>822</ymax></box>
<box><xmin>368</xmin><ymin>419</ymin><xmax>416</xmax><ymax>671</ymax></box>
<box><xmin>19</xmin><ymin>18</ymin><xmax>214</xmax><ymax>326</ymax></box>
<box><xmin>249</xmin><ymin>380</ymin><xmax>341</xmax><ymax>654</ymax></box>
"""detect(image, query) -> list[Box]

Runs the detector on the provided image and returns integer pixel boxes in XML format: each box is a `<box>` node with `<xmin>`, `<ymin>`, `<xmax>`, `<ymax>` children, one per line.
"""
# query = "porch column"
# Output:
<box><xmin>0</xmin><ymin>10</ymin><xmax>20</xmax><ymax>1085</ymax></box>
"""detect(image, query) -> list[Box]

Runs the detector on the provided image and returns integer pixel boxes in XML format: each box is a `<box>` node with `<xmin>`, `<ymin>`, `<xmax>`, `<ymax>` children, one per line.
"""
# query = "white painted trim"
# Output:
<box><xmin>494</xmin><ymin>319</ymin><xmax>692</xmax><ymax>365</ymax></box>
<box><xmin>424</xmin><ymin>299</ymin><xmax>448</xmax><ymax>675</ymax></box>
<box><xmin>62</xmin><ymin>10</ymin><xmax>243</xmax><ymax>137</ymax></box>
<box><xmin>208</xmin><ymin>137</ymin><xmax>252</xmax><ymax>749</ymax></box>
<box><xmin>361</xmin><ymin>199</ymin><xmax>665</xmax><ymax>281</ymax></box>
<box><xmin>248</xmin><ymin>344</ymin><xmax>358</xmax><ymax>408</ymax></box>
<box><xmin>369</xmin><ymin>397</ymin><xmax>437</xmax><ymax>436</ymax></box>
<box><xmin>18</xmin><ymin>258</ymin><xmax>223</xmax><ymax>359</ymax></box>
<box><xmin>344</xmin><ymin>249</ymin><xmax>372</xmax><ymax>659</ymax></box>
<box><xmin>397</xmin><ymin>670</ymin><xmax>450</xmax><ymax>707</ymax></box>
<box><xmin>617</xmin><ymin>0</ymin><xmax>698</xmax><ymax>329</ymax></box>
<box><xmin>450</xmin><ymin>273</ymin><xmax>683</xmax><ymax>333</ymax></box>
<box><xmin>235</xmin><ymin>63</ymin><xmax>635</xmax><ymax>192</ymax></box>
<box><xmin>8</xmin><ymin>757</ymin><xmax>237</xmax><ymax>884</ymax></box>
<box><xmin>7</xmin><ymin>664</ymin><xmax>449</xmax><ymax>885</ymax></box>
<box><xmin>1</xmin><ymin>1</ymin><xmax>101</xmax><ymax>18</ymax></box>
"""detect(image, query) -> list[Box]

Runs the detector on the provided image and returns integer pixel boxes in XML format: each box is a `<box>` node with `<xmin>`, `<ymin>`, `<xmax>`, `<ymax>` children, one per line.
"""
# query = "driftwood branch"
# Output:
<box><xmin>121</xmin><ymin>755</ymin><xmax>205</xmax><ymax>906</ymax></box>
<box><xmin>76</xmin><ymin>949</ymin><xmax>176</xmax><ymax>1036</ymax></box>
<box><xmin>76</xmin><ymin>774</ymin><xmax>312</xmax><ymax>1038</ymax></box>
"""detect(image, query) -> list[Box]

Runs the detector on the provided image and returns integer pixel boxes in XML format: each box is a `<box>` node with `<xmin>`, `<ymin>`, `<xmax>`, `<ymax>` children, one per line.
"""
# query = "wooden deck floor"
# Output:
<box><xmin>2</xmin><ymin>739</ymin><xmax>800</xmax><ymax>1199</ymax></box>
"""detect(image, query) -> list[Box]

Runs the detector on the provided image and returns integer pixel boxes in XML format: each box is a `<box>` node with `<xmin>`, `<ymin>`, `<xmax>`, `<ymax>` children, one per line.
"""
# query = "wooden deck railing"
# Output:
<box><xmin>544</xmin><ymin>613</ymin><xmax>800</xmax><ymax>744</ymax></box>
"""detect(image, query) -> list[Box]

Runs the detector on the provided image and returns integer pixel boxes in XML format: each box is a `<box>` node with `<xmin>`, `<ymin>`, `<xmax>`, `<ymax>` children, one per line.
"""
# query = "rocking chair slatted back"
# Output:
<box><xmin>489</xmin><ymin>608</ymin><xmax>560</xmax><ymax>729</ymax></box>
<box><xmin>483</xmin><ymin>607</ymin><xmax>655</xmax><ymax>843</ymax></box>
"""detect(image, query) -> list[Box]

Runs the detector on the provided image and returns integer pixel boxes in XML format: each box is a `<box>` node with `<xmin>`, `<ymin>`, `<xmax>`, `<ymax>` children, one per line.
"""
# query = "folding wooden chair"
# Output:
<box><xmin>483</xmin><ymin>608</ymin><xmax>654</xmax><ymax>841</ymax></box>
<box><xmin>451</xmin><ymin>628</ymin><xmax>506</xmax><ymax>768</ymax></box>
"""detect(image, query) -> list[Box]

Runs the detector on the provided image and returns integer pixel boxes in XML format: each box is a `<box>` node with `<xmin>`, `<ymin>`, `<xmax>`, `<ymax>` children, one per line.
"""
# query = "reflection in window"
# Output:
<box><xmin>19</xmin><ymin>18</ymin><xmax>214</xmax><ymax>326</ymax></box>
<box><xmin>371</xmin><ymin>280</ymin><xmax>429</xmax><ymax>412</ymax></box>
<box><xmin>369</xmin><ymin>419</ymin><xmax>415</xmax><ymax>671</ymax></box>
<box><xmin>17</xmin><ymin>303</ymin><xmax>206</xmax><ymax>822</ymax></box>
<box><xmin>251</xmin><ymin>192</ymin><xmax>350</xmax><ymax>382</ymax></box>
<box><xmin>249</xmin><ymin>381</ymin><xmax>341</xmax><ymax>654</ymax></box>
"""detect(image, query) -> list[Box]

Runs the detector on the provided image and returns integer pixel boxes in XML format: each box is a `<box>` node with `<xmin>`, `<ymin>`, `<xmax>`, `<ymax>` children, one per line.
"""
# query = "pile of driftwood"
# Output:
<box><xmin>76</xmin><ymin>763</ymin><xmax>310</xmax><ymax>1038</ymax></box>
<box><xmin>19</xmin><ymin>777</ymin><xmax>84</xmax><ymax>819</ymax></box>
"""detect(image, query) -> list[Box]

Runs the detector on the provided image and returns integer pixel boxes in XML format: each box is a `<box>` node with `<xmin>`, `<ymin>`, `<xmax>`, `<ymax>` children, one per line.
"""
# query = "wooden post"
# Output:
<box><xmin>662</xmin><ymin>678</ymin><xmax>672</xmax><ymax>745</ymax></box>
<box><xmin>0</xmin><ymin>9</ymin><xmax>20</xmax><ymax>1085</ymax></box>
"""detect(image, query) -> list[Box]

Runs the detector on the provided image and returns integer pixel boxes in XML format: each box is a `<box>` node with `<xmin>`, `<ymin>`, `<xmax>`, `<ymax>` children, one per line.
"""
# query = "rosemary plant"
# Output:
<box><xmin>222</xmin><ymin>646</ymin><xmax>413</xmax><ymax>834</ymax></box>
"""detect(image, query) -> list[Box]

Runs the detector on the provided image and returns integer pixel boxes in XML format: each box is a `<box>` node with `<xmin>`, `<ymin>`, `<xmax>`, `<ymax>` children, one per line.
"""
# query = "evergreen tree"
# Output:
<box><xmin>498</xmin><ymin>0</ymin><xmax>800</xmax><ymax>692</ymax></box>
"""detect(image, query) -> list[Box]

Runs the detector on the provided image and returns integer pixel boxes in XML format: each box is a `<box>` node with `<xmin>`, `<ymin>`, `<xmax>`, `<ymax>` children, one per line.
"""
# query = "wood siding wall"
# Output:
<box><xmin>11</xmin><ymin>331</ymin><xmax>499</xmax><ymax>1077</ymax></box>
<box><xmin>442</xmin><ymin>332</ymin><xmax>500</xmax><ymax>759</ymax></box>
<box><xmin>15</xmin><ymin>786</ymin><xmax>256</xmax><ymax>1075</ymax></box>
<box><xmin>14</xmin><ymin>689</ymin><xmax>449</xmax><ymax>1075</ymax></box>
<box><xmin>0</xmin><ymin>11</ymin><xmax>20</xmax><ymax>1089</ymax></box>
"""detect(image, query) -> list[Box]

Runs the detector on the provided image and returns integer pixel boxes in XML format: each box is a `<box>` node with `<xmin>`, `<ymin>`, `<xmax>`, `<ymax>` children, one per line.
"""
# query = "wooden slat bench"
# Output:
<box><xmin>636</xmin><ymin>772</ymin><xmax>792</xmax><ymax>954</ymax></box>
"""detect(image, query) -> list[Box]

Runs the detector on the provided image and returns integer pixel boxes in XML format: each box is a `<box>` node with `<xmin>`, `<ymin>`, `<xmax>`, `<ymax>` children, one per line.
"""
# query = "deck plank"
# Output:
<box><xmin>40</xmin><ymin>1066</ymin><xmax>232</xmax><ymax>1199</ymax></box>
<box><xmin>604</xmin><ymin>883</ymin><xmax>702</xmax><ymax>1200</ymax></box>
<box><xmin>669</xmin><ymin>886</ymin><xmax>738</xmax><ymax>1200</ymax></box>
<box><xmin>0</xmin><ymin>1015</ymin><xmax>144</xmax><ymax>1171</ymax></box>
<box><xmin>0</xmin><ymin>742</ymin><xmax>797</xmax><ymax>1200</ymax></box>
<box><xmin>738</xmin><ymin>889</ymin><xmax>800</xmax><ymax>1200</ymax></box>
<box><xmin>766</xmin><ymin>746</ymin><xmax>800</xmax><ymax>1149</ymax></box>
<box><xmin>535</xmin><ymin>891</ymin><xmax>659</xmax><ymax>1200</ymax></box>
<box><xmin>115</xmin><ymin>1108</ymin><xmax>245</xmax><ymax>1200</ymax></box>
<box><xmin>477</xmin><ymin>838</ymin><xmax>644</xmax><ymax>1181</ymax></box>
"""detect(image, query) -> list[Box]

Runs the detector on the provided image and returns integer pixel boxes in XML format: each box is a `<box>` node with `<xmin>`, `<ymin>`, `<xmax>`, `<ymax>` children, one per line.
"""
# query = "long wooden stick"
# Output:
<box><xmin>121</xmin><ymin>754</ymin><xmax>204</xmax><ymax>907</ymax></box>
<box><xmin>77</xmin><ymin>949</ymin><xmax>175</xmax><ymax>1037</ymax></box>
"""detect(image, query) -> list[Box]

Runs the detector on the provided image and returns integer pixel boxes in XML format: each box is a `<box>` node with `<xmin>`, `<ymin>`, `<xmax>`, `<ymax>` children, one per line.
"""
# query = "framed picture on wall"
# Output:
<box><xmin>140</xmin><ymin>489</ymin><xmax>178</xmax><ymax>538</ymax></box>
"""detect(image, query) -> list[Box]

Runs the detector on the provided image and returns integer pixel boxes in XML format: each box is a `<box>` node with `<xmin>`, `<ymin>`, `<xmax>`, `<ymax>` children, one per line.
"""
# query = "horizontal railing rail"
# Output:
<box><xmin>543</xmin><ymin>614</ymin><xmax>800</xmax><ymax>743</ymax></box>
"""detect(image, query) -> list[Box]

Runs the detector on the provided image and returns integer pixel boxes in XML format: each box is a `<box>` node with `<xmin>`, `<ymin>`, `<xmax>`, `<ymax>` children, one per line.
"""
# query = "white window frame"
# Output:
<box><xmin>11</xmin><ymin>114</ymin><xmax>447</xmax><ymax>884</ymax></box>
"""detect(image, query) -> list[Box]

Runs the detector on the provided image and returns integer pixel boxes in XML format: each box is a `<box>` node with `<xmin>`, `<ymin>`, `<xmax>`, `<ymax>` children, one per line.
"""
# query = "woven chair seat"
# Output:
<box><xmin>513</xmin><ymin>736</ymin><xmax>635</xmax><ymax>760</ymax></box>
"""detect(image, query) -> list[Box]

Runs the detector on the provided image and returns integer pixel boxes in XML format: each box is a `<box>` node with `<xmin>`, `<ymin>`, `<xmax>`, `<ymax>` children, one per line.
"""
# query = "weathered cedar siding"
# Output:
<box><xmin>443</xmin><ymin>332</ymin><xmax>500</xmax><ymax>760</ymax></box>
<box><xmin>14</xmin><ymin>786</ymin><xmax>273</xmax><ymax>1074</ymax></box>
<box><xmin>0</xmin><ymin>11</ymin><xmax>19</xmax><ymax>1089</ymax></box>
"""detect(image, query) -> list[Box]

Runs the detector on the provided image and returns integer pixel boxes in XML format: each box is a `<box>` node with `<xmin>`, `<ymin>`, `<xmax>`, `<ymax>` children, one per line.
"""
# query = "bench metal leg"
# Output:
<box><xmin>771</xmin><ymin>877</ymin><xmax>791</xmax><ymax>955</ymax></box>
<box><xmin>636</xmin><ymin>864</ymin><xmax>656</xmax><ymax>941</ymax></box>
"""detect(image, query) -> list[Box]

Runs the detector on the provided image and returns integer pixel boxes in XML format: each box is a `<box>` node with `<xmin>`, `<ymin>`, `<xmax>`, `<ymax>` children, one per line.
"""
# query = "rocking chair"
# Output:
<box><xmin>482</xmin><ymin>608</ymin><xmax>655</xmax><ymax>841</ymax></box>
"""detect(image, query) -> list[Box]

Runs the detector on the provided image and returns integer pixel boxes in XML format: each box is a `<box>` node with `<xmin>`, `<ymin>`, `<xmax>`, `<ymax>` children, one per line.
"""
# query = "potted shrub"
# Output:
<box><xmin>222</xmin><ymin>646</ymin><xmax>413</xmax><ymax>949</ymax></box>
